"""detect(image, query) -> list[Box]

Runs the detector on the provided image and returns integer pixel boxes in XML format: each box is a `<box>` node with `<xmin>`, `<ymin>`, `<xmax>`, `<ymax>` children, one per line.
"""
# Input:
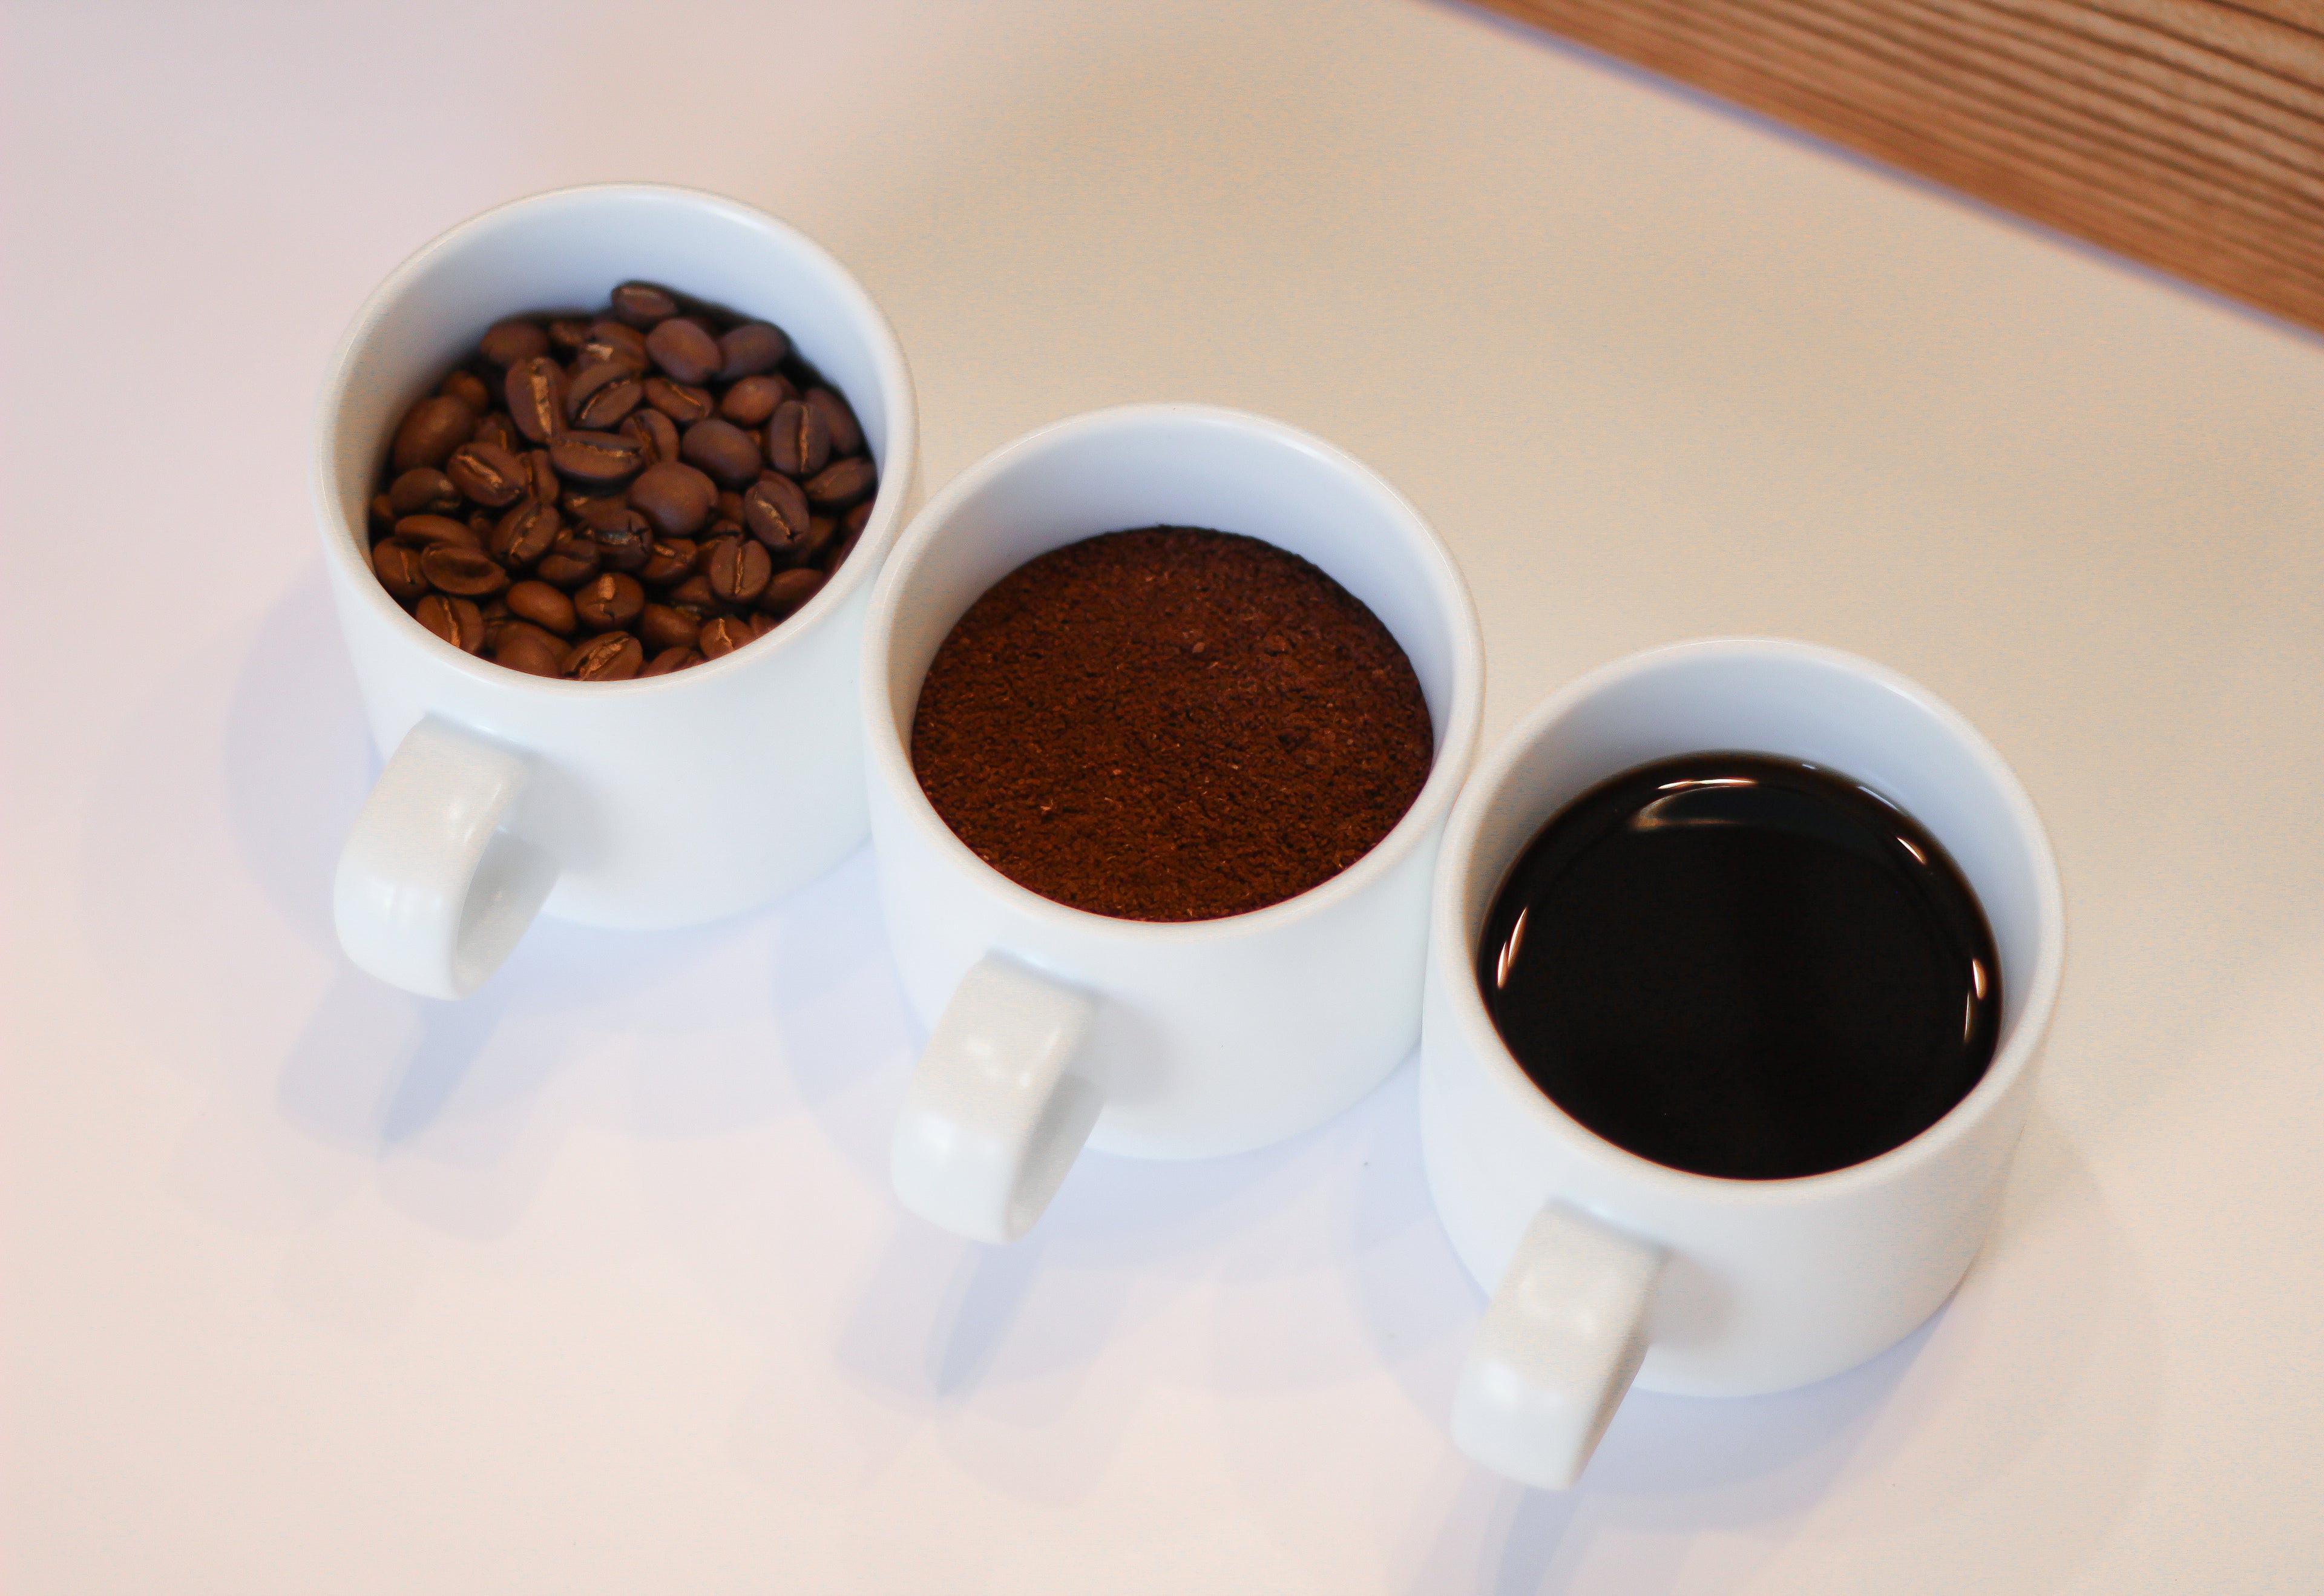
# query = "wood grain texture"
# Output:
<box><xmin>1477</xmin><ymin>0</ymin><xmax>2324</xmax><ymax>330</ymax></box>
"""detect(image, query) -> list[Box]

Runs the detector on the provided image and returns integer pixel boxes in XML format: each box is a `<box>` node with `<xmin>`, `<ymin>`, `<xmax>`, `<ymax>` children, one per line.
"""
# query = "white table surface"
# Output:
<box><xmin>9</xmin><ymin>0</ymin><xmax>2322</xmax><ymax>1589</ymax></box>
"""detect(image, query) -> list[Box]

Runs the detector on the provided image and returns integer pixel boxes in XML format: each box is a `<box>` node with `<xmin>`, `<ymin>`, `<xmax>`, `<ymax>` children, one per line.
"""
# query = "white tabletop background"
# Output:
<box><xmin>8</xmin><ymin>1</ymin><xmax>2321</xmax><ymax>1589</ymax></box>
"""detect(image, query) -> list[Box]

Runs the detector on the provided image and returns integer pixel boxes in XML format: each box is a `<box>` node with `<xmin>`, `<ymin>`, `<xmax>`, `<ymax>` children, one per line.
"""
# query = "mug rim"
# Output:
<box><xmin>310</xmin><ymin>180</ymin><xmax>919</xmax><ymax>700</ymax></box>
<box><xmin>1430</xmin><ymin>635</ymin><xmax>2068</xmax><ymax>1204</ymax></box>
<box><xmin>861</xmin><ymin>401</ymin><xmax>1488</xmax><ymax>945</ymax></box>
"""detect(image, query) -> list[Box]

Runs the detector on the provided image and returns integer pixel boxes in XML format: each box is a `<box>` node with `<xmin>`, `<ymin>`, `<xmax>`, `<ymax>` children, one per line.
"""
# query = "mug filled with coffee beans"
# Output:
<box><xmin>862</xmin><ymin>404</ymin><xmax>1485</xmax><ymax>1243</ymax></box>
<box><xmin>317</xmin><ymin>183</ymin><xmax>916</xmax><ymax>997</ymax></box>
<box><xmin>1420</xmin><ymin>638</ymin><xmax>2065</xmax><ymax>1488</ymax></box>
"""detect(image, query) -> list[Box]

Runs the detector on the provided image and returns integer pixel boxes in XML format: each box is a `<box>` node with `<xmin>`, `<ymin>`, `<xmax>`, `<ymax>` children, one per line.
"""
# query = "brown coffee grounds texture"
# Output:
<box><xmin>910</xmin><ymin>526</ymin><xmax>1435</xmax><ymax>922</ymax></box>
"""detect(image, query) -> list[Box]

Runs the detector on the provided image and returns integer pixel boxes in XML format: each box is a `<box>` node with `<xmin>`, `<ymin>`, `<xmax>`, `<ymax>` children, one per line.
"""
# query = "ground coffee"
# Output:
<box><xmin>366</xmin><ymin>281</ymin><xmax>878</xmax><ymax>680</ymax></box>
<box><xmin>910</xmin><ymin>527</ymin><xmax>1434</xmax><ymax>921</ymax></box>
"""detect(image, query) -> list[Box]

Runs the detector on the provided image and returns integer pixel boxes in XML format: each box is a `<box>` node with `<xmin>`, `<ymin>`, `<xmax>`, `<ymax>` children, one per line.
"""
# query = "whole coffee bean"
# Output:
<box><xmin>574</xmin><ymin>572</ymin><xmax>646</xmax><ymax>631</ymax></box>
<box><xmin>494</xmin><ymin>620</ymin><xmax>569</xmax><ymax>677</ymax></box>
<box><xmin>629</xmin><ymin>461</ymin><xmax>717</xmax><ymax>537</ymax></box>
<box><xmin>491</xmin><ymin>499</ymin><xmax>561</xmax><ymax>568</ymax></box>
<box><xmin>640</xmin><ymin>538</ymin><xmax>697</xmax><ymax>586</ymax></box>
<box><xmin>718</xmin><ymin>322</ymin><xmax>789</xmax><ymax>379</ymax></box>
<box><xmin>441</xmin><ymin>369</ymin><xmax>493</xmax><ymax>415</ymax></box>
<box><xmin>748</xmin><ymin>612</ymin><xmax>783</xmax><ymax>640</ymax></box>
<box><xmin>640</xmin><ymin>645</ymin><xmax>701</xmax><ymax>677</ymax></box>
<box><xmin>681</xmin><ymin>418</ymin><xmax>760</xmax><ymax>488</ymax></box>
<box><xmin>646</xmin><ymin>317</ymin><xmax>721</xmax><ymax>386</ymax></box>
<box><xmin>550</xmin><ymin>430</ymin><xmax>645</xmax><ymax>487</ymax></box>
<box><xmin>369</xmin><ymin>493</ymin><xmax>396</xmax><ymax>534</ymax></box>
<box><xmin>591</xmin><ymin>518</ymin><xmax>655</xmax><ymax>573</ymax></box>
<box><xmin>666</xmin><ymin>573</ymin><xmax>721</xmax><ymax>613</ymax></box>
<box><xmin>643</xmin><ymin>377</ymin><xmax>714</xmax><ymax>426</ymax></box>
<box><xmin>611</xmin><ymin>281</ymin><xmax>678</xmax><ymax>328</ymax></box>
<box><xmin>742</xmin><ymin>474</ymin><xmax>812</xmax><ymax>553</ymax></box>
<box><xmin>372</xmin><ymin>540</ymin><xmax>430</xmax><ymax>601</ymax></box>
<box><xmin>473</xmin><ymin>412</ymin><xmax>520</xmax><ymax>453</ymax></box>
<box><xmin>445</xmin><ymin>441</ymin><xmax>527</xmax><ymax>508</ymax></box>
<box><xmin>481</xmin><ymin>319</ymin><xmax>550</xmax><ymax>367</ymax></box>
<box><xmin>719</xmin><ymin>375</ymin><xmax>784</xmax><ymax>427</ymax></box>
<box><xmin>505</xmin><ymin>357</ymin><xmax>566</xmax><ymax>444</ymax></box>
<box><xmin>623</xmin><ymin>406</ymin><xmax>679</xmax><ymax>465</ymax></box>
<box><xmin>764</xmin><ymin>399</ymin><xmax>832</xmax><ymax>478</ymax></box>
<box><xmin>392</xmin><ymin>514</ymin><xmax>481</xmax><ymax>550</ymax></box>
<box><xmin>415</xmin><ymin>594</ymin><xmax>485</xmax><ymax>652</ymax></box>
<box><xmin>795</xmin><ymin>515</ymin><xmax>838</xmax><ymax>566</ymax></box>
<box><xmin>421</xmin><ymin>545</ymin><xmax>510</xmax><ymax>597</ymax></box>
<box><xmin>547</xmin><ymin>318</ymin><xmax>592</xmax><ymax>353</ymax></box>
<box><xmin>567</xmin><ymin>363</ymin><xmax>643</xmax><ymax>430</ymax></box>
<box><xmin>525</xmin><ymin>450</ymin><xmax>560</xmax><ymax>504</ymax></box>
<box><xmin>535</xmin><ymin>531</ymin><xmax>602</xmax><ymax>589</ymax></box>
<box><xmin>705</xmin><ymin>535</ymin><xmax>773</xmax><ymax>605</ymax></box>
<box><xmin>388</xmin><ymin>467</ymin><xmax>461</xmax><ymax>517</ymax></box>
<box><xmin>697</xmin><ymin>615</ymin><xmax>754</xmax><ymax>659</ymax></box>
<box><xmin>806</xmin><ymin>387</ymin><xmax>865</xmax><ymax>457</ymax></box>
<box><xmin>391</xmin><ymin>393</ymin><xmax>477</xmax><ymax>472</ymax></box>
<box><xmin>565</xmin><ymin>631</ymin><xmax>645</xmax><ymax>681</ymax></box>
<box><xmin>758</xmin><ymin>566</ymin><xmax>826</xmax><ymax>619</ymax></box>
<box><xmin>639</xmin><ymin>603</ymin><xmax>700</xmax><ymax>653</ymax></box>
<box><xmin>505</xmin><ymin>580</ymin><xmax>577</xmax><ymax>635</ymax></box>
<box><xmin>828</xmin><ymin>501</ymin><xmax>873</xmax><ymax>573</ymax></box>
<box><xmin>804</xmin><ymin>456</ymin><xmax>877</xmax><ymax>509</ymax></box>
<box><xmin>581</xmin><ymin>320</ymin><xmax>651</xmax><ymax>372</ymax></box>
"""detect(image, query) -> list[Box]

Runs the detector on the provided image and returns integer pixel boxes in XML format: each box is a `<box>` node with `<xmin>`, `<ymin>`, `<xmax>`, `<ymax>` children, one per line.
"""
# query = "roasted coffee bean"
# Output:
<box><xmin>719</xmin><ymin>322</ymin><xmax>789</xmax><ymax>379</ymax></box>
<box><xmin>505</xmin><ymin>357</ymin><xmax>566</xmax><ymax>444</ymax></box>
<box><xmin>567</xmin><ymin>363</ymin><xmax>643</xmax><ymax>430</ymax></box>
<box><xmin>473</xmin><ymin>412</ymin><xmax>520</xmax><ymax>453</ymax></box>
<box><xmin>611</xmin><ymin>281</ymin><xmax>678</xmax><ymax>328</ymax></box>
<box><xmin>491</xmin><ymin>501</ymin><xmax>562</xmax><ymax>568</ymax></box>
<box><xmin>748</xmin><ymin>612</ymin><xmax>781</xmax><ymax>640</ymax></box>
<box><xmin>806</xmin><ymin>387</ymin><xmax>864</xmax><ymax>456</ymax></box>
<box><xmin>697</xmin><ymin>615</ymin><xmax>754</xmax><ymax>658</ymax></box>
<box><xmin>758</xmin><ymin>566</ymin><xmax>826</xmax><ymax>619</ymax></box>
<box><xmin>391</xmin><ymin>394</ymin><xmax>477</xmax><ymax>472</ymax></box>
<box><xmin>580</xmin><ymin>320</ymin><xmax>651</xmax><ymax>373</ymax></box>
<box><xmin>494</xmin><ymin>620</ymin><xmax>569</xmax><ymax>677</ymax></box>
<box><xmin>764</xmin><ymin>399</ymin><xmax>831</xmax><ymax>478</ymax></box>
<box><xmin>742</xmin><ymin>473</ymin><xmax>812</xmax><ymax>552</ymax></box>
<box><xmin>441</xmin><ymin>369</ymin><xmax>493</xmax><ymax>414</ymax></box>
<box><xmin>705</xmin><ymin>535</ymin><xmax>773</xmax><ymax>605</ymax></box>
<box><xmin>525</xmin><ymin>450</ymin><xmax>559</xmax><ymax>503</ymax></box>
<box><xmin>639</xmin><ymin>538</ymin><xmax>697</xmax><ymax>586</ymax></box>
<box><xmin>535</xmin><ymin>531</ymin><xmax>602</xmax><ymax>589</ymax></box>
<box><xmin>666</xmin><ymin>573</ymin><xmax>721</xmax><ymax>613</ymax></box>
<box><xmin>641</xmin><ymin>645</ymin><xmax>700</xmax><ymax>677</ymax></box>
<box><xmin>547</xmin><ymin>318</ymin><xmax>592</xmax><ymax>353</ymax></box>
<box><xmin>388</xmin><ymin>467</ymin><xmax>461</xmax><ymax>517</ymax></box>
<box><xmin>623</xmin><ymin>406</ymin><xmax>679</xmax><ymax>465</ymax></box>
<box><xmin>829</xmin><ymin>500</ymin><xmax>873</xmax><ymax>572</ymax></box>
<box><xmin>591</xmin><ymin>517</ymin><xmax>655</xmax><ymax>573</ymax></box>
<box><xmin>795</xmin><ymin>515</ymin><xmax>838</xmax><ymax>566</ymax></box>
<box><xmin>805</xmin><ymin>456</ymin><xmax>877</xmax><ymax>508</ymax></box>
<box><xmin>565</xmin><ymin>631</ymin><xmax>645</xmax><ymax>681</ymax></box>
<box><xmin>505</xmin><ymin>579</ymin><xmax>577</xmax><ymax>635</ymax></box>
<box><xmin>629</xmin><ymin>461</ymin><xmax>717</xmax><ymax>537</ymax></box>
<box><xmin>643</xmin><ymin>376</ymin><xmax>713</xmax><ymax>426</ymax></box>
<box><xmin>680</xmin><ymin>418</ymin><xmax>760</xmax><ymax>488</ymax></box>
<box><xmin>445</xmin><ymin>441</ymin><xmax>528</xmax><ymax>508</ymax></box>
<box><xmin>415</xmin><ymin>594</ymin><xmax>485</xmax><ymax>652</ymax></box>
<box><xmin>639</xmin><ymin>602</ymin><xmax>700</xmax><ymax>653</ymax></box>
<box><xmin>373</xmin><ymin>540</ymin><xmax>430</xmax><ymax>601</ymax></box>
<box><xmin>549</xmin><ymin>429</ymin><xmax>645</xmax><ymax>487</ymax></box>
<box><xmin>467</xmin><ymin>510</ymin><xmax>496</xmax><ymax>539</ymax></box>
<box><xmin>646</xmin><ymin>317</ymin><xmax>721</xmax><ymax>385</ymax></box>
<box><xmin>392</xmin><ymin>513</ymin><xmax>481</xmax><ymax>550</ymax></box>
<box><xmin>481</xmin><ymin>319</ymin><xmax>550</xmax><ymax>367</ymax></box>
<box><xmin>369</xmin><ymin>493</ymin><xmax>396</xmax><ymax>534</ymax></box>
<box><xmin>719</xmin><ymin>375</ymin><xmax>785</xmax><ymax>427</ymax></box>
<box><xmin>421</xmin><ymin>545</ymin><xmax>510</xmax><ymax>597</ymax></box>
<box><xmin>574</xmin><ymin>572</ymin><xmax>646</xmax><ymax>631</ymax></box>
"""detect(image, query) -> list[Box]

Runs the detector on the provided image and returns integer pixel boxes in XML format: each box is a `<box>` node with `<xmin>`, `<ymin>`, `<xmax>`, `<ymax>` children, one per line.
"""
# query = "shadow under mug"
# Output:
<box><xmin>862</xmin><ymin>404</ymin><xmax>1486</xmax><ymax>1243</ymax></box>
<box><xmin>1420</xmin><ymin>638</ymin><xmax>2066</xmax><ymax>1488</ymax></box>
<box><xmin>315</xmin><ymin>183</ymin><xmax>919</xmax><ymax>998</ymax></box>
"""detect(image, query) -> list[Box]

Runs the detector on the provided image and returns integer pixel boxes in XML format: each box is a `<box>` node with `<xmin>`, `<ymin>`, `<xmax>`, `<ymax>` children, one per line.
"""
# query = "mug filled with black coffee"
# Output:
<box><xmin>1420</xmin><ymin>639</ymin><xmax>2064</xmax><ymax>1489</ymax></box>
<box><xmin>861</xmin><ymin>404</ymin><xmax>1485</xmax><ymax>1243</ymax></box>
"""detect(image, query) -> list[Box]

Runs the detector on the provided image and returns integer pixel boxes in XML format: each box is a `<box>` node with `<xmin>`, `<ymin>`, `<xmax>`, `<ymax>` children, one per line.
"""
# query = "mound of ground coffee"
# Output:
<box><xmin>910</xmin><ymin>527</ymin><xmax>1434</xmax><ymax>921</ymax></box>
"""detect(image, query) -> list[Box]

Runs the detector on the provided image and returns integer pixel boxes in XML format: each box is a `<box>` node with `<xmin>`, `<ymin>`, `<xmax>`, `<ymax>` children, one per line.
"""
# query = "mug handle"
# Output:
<box><xmin>333</xmin><ymin>717</ymin><xmax>560</xmax><ymax>999</ymax></box>
<box><xmin>890</xmin><ymin>953</ymin><xmax>1105</xmax><ymax>1243</ymax></box>
<box><xmin>1451</xmin><ymin>1203</ymin><xmax>1667</xmax><ymax>1489</ymax></box>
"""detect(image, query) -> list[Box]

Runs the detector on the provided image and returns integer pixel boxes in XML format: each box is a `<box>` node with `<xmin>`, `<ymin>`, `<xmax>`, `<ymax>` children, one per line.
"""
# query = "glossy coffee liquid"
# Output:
<box><xmin>1478</xmin><ymin>754</ymin><xmax>2001</xmax><ymax>1180</ymax></box>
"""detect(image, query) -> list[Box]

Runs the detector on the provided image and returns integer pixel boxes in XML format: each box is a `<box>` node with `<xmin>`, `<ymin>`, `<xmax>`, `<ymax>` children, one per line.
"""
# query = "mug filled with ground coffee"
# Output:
<box><xmin>1420</xmin><ymin>639</ymin><xmax>2065</xmax><ymax>1489</ymax></box>
<box><xmin>318</xmin><ymin>183</ymin><xmax>917</xmax><ymax>998</ymax></box>
<box><xmin>861</xmin><ymin>404</ymin><xmax>1485</xmax><ymax>1243</ymax></box>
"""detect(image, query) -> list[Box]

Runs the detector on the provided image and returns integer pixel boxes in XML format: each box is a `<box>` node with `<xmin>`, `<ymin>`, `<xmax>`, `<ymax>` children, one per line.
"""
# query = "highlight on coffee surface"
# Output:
<box><xmin>910</xmin><ymin>526</ymin><xmax>1434</xmax><ymax>922</ymax></box>
<box><xmin>1477</xmin><ymin>752</ymin><xmax>2002</xmax><ymax>1180</ymax></box>
<box><xmin>366</xmin><ymin>280</ymin><xmax>878</xmax><ymax>681</ymax></box>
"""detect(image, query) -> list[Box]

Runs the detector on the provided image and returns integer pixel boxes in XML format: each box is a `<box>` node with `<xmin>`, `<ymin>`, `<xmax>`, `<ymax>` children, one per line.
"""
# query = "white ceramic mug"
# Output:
<box><xmin>862</xmin><ymin>404</ymin><xmax>1486</xmax><ymax>1243</ymax></box>
<box><xmin>316</xmin><ymin>183</ymin><xmax>918</xmax><ymax>998</ymax></box>
<box><xmin>1422</xmin><ymin>638</ymin><xmax>2066</xmax><ymax>1488</ymax></box>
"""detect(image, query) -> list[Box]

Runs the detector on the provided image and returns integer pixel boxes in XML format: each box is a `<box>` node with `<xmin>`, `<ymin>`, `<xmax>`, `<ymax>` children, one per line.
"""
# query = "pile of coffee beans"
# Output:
<box><xmin>366</xmin><ymin>281</ymin><xmax>878</xmax><ymax>680</ymax></box>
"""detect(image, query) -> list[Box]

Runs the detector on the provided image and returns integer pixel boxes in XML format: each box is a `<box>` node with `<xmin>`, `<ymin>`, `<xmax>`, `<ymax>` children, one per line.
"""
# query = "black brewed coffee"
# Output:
<box><xmin>1477</xmin><ymin>753</ymin><xmax>2001</xmax><ymax>1180</ymax></box>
